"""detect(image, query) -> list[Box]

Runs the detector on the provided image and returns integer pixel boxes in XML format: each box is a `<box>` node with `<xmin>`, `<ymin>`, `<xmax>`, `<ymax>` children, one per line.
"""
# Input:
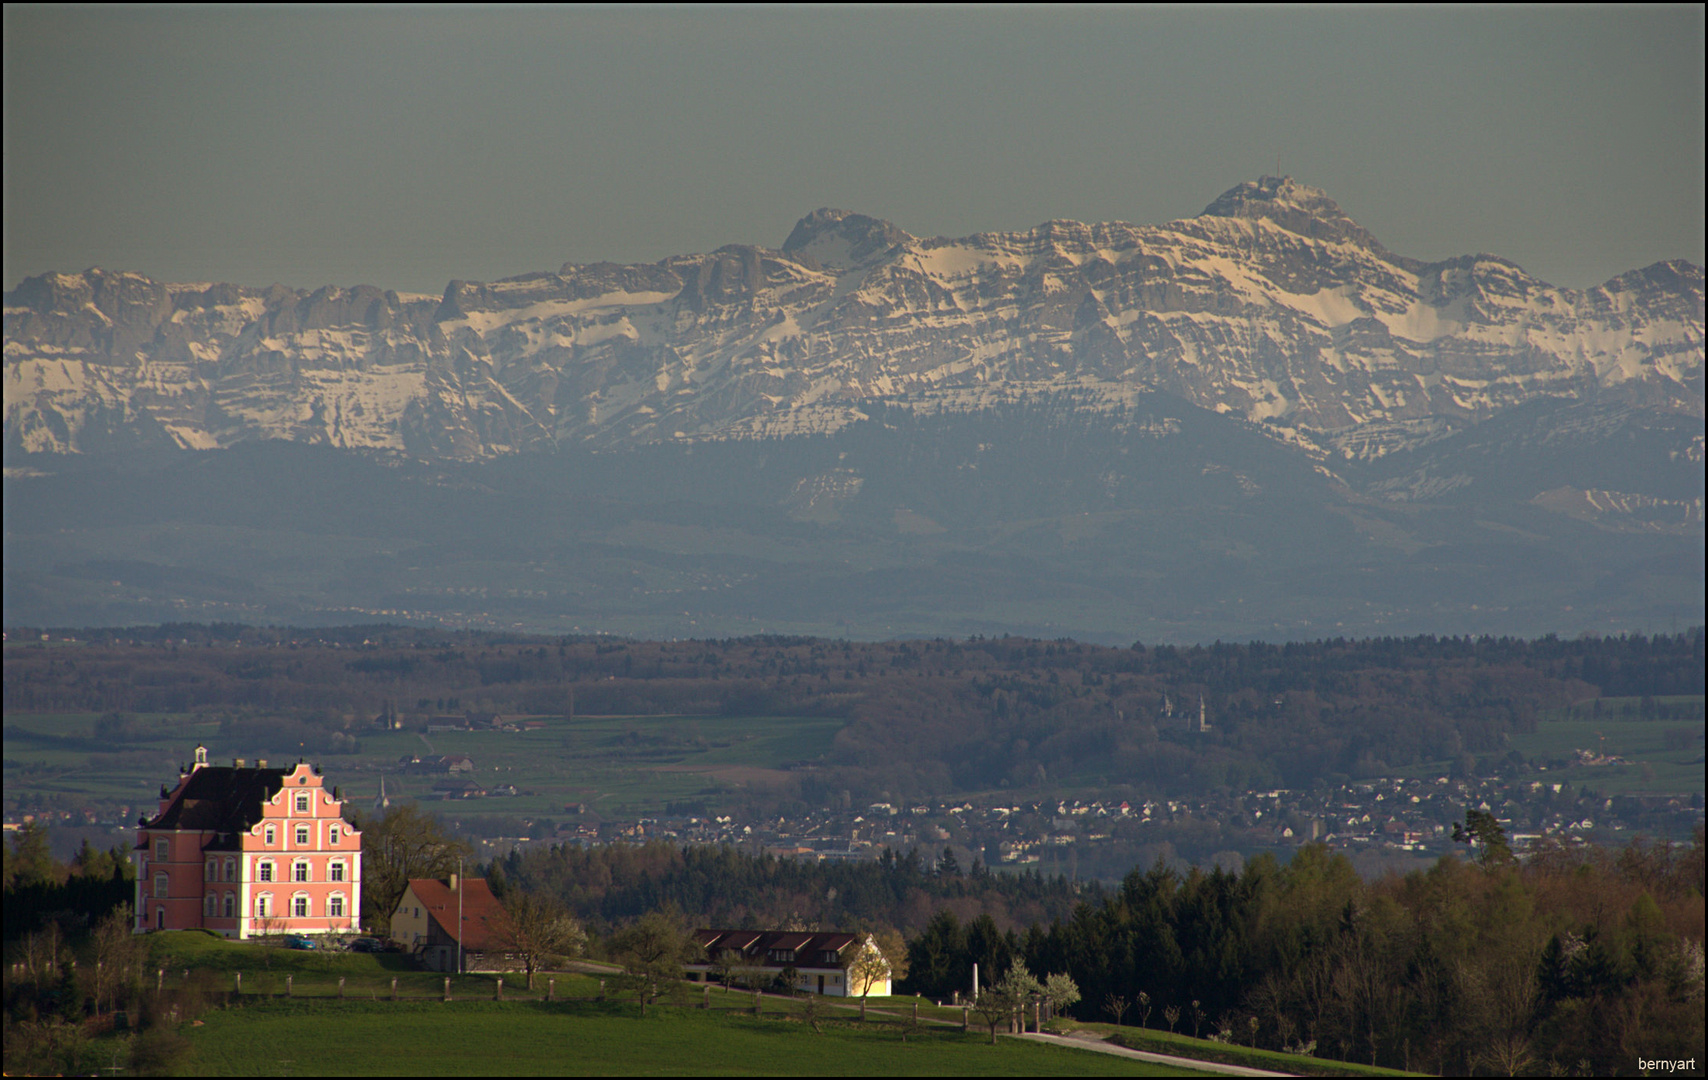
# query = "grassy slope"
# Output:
<box><xmin>180</xmin><ymin>999</ymin><xmax>1206</xmax><ymax>1077</ymax></box>
<box><xmin>137</xmin><ymin>936</ymin><xmax>1219</xmax><ymax>1076</ymax></box>
<box><xmin>1094</xmin><ymin>1024</ymin><xmax>1422</xmax><ymax>1078</ymax></box>
<box><xmin>2</xmin><ymin>710</ymin><xmax>845</xmax><ymax>821</ymax></box>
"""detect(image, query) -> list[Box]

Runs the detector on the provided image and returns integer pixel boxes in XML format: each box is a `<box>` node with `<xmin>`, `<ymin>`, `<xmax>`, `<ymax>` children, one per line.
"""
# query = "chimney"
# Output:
<box><xmin>257</xmin><ymin>759</ymin><xmax>268</xmax><ymax>768</ymax></box>
<box><xmin>234</xmin><ymin>758</ymin><xmax>247</xmax><ymax>768</ymax></box>
<box><xmin>448</xmin><ymin>872</ymin><xmax>459</xmax><ymax>891</ymax></box>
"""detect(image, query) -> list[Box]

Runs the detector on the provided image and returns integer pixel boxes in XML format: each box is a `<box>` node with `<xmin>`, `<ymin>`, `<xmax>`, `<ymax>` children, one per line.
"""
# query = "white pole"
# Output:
<box><xmin>456</xmin><ymin>857</ymin><xmax>464</xmax><ymax>975</ymax></box>
<box><xmin>972</xmin><ymin>962</ymin><xmax>979</xmax><ymax>1001</ymax></box>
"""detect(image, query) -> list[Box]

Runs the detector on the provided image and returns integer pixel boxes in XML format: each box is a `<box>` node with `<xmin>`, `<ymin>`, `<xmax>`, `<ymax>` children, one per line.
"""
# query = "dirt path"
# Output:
<box><xmin>1012</xmin><ymin>1031</ymin><xmax>1296</xmax><ymax>1076</ymax></box>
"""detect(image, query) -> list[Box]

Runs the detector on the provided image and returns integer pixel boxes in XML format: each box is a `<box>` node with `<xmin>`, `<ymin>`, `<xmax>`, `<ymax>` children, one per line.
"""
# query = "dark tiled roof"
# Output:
<box><xmin>144</xmin><ymin>766</ymin><xmax>288</xmax><ymax>833</ymax></box>
<box><xmin>693</xmin><ymin>929</ymin><xmax>861</xmax><ymax>969</ymax></box>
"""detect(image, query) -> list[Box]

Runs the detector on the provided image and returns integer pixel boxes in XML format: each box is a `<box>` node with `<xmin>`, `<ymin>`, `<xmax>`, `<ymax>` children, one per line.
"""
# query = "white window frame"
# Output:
<box><xmin>265</xmin><ymin>824</ymin><xmax>276</xmax><ymax>845</ymax></box>
<box><xmin>223</xmin><ymin>892</ymin><xmax>235</xmax><ymax>918</ymax></box>
<box><xmin>155</xmin><ymin>838</ymin><xmax>169</xmax><ymax>861</ymax></box>
<box><xmin>153</xmin><ymin>872</ymin><xmax>169</xmax><ymax>898</ymax></box>
<box><xmin>204</xmin><ymin>894</ymin><xmax>217</xmax><ymax>917</ymax></box>
<box><xmin>329</xmin><ymin>824</ymin><xmax>341</xmax><ymax>845</ymax></box>
<box><xmin>295</xmin><ymin>792</ymin><xmax>310</xmax><ymax>813</ymax></box>
<box><xmin>224</xmin><ymin>857</ymin><xmax>236</xmax><ymax>882</ymax></box>
<box><xmin>295</xmin><ymin>825</ymin><xmax>310</xmax><ymax>846</ymax></box>
<box><xmin>328</xmin><ymin>893</ymin><xmax>346</xmax><ymax>919</ymax></box>
<box><xmin>329</xmin><ymin>861</ymin><xmax>346</xmax><ymax>883</ymax></box>
<box><xmin>256</xmin><ymin>893</ymin><xmax>272</xmax><ymax>918</ymax></box>
<box><xmin>293</xmin><ymin>860</ymin><xmax>311</xmax><ymax>883</ymax></box>
<box><xmin>292</xmin><ymin>894</ymin><xmax>311</xmax><ymax>918</ymax></box>
<box><xmin>206</xmin><ymin>857</ymin><xmax>218</xmax><ymax>879</ymax></box>
<box><xmin>258</xmin><ymin>860</ymin><xmax>275</xmax><ymax>883</ymax></box>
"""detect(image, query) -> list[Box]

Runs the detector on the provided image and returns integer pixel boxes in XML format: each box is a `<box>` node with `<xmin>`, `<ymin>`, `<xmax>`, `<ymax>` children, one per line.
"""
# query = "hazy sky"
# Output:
<box><xmin>5</xmin><ymin>6</ymin><xmax>1703</xmax><ymax>295</ymax></box>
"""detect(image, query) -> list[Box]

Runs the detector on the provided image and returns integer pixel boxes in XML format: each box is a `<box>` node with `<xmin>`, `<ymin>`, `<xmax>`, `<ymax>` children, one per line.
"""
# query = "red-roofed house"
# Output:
<box><xmin>688</xmin><ymin>928</ymin><xmax>891</xmax><ymax>997</ymax></box>
<box><xmin>390</xmin><ymin>875</ymin><xmax>507</xmax><ymax>972</ymax></box>
<box><xmin>134</xmin><ymin>745</ymin><xmax>361</xmax><ymax>939</ymax></box>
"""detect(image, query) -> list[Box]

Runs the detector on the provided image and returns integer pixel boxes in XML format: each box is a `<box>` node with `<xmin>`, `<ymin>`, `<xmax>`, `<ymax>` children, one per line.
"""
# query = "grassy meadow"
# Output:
<box><xmin>176</xmin><ymin>999</ymin><xmax>1211</xmax><ymax>1077</ymax></box>
<box><xmin>1</xmin><ymin>707</ymin><xmax>846</xmax><ymax>830</ymax></box>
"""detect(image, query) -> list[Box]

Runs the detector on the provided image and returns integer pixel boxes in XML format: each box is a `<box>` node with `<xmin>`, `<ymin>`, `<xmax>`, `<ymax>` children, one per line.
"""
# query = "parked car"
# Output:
<box><xmin>285</xmin><ymin>934</ymin><xmax>317</xmax><ymax>950</ymax></box>
<box><xmin>348</xmin><ymin>937</ymin><xmax>385</xmax><ymax>953</ymax></box>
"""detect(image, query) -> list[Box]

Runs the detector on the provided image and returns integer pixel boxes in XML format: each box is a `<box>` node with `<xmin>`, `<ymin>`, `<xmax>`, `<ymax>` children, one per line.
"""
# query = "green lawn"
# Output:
<box><xmin>176</xmin><ymin>999</ymin><xmax>1208</xmax><ymax>1076</ymax></box>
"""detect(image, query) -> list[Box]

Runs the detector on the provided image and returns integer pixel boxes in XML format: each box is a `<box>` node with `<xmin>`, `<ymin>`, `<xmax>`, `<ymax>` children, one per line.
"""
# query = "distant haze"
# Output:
<box><xmin>4</xmin><ymin>6</ymin><xmax>1703</xmax><ymax>295</ymax></box>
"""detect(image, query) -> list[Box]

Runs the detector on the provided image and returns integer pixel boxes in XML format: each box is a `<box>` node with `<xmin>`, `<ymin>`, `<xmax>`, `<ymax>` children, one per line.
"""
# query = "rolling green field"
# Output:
<box><xmin>2</xmin><ymin>709</ymin><xmax>845</xmax><ymax>827</ymax></box>
<box><xmin>1383</xmin><ymin>696</ymin><xmax>1704</xmax><ymax>797</ymax></box>
<box><xmin>176</xmin><ymin>999</ymin><xmax>1210</xmax><ymax>1077</ymax></box>
<box><xmin>1505</xmin><ymin>715</ymin><xmax>1705</xmax><ymax>796</ymax></box>
<box><xmin>75</xmin><ymin>937</ymin><xmax>1207</xmax><ymax>1077</ymax></box>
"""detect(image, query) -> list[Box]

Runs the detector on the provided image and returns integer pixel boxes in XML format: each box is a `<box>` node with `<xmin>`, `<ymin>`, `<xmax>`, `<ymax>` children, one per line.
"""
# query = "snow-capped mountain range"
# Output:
<box><xmin>6</xmin><ymin>177</ymin><xmax>1702</xmax><ymax>463</ymax></box>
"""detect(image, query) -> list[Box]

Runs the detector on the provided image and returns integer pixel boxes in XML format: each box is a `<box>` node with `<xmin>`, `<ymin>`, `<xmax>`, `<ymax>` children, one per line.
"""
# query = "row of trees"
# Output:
<box><xmin>904</xmin><ymin>829</ymin><xmax>1704</xmax><ymax>1074</ymax></box>
<box><xmin>7</xmin><ymin>627</ymin><xmax>1701</xmax><ymax>804</ymax></box>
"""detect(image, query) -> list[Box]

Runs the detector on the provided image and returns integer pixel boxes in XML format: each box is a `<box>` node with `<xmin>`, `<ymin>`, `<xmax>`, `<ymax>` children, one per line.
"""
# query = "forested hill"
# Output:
<box><xmin>5</xmin><ymin>625</ymin><xmax>1701</xmax><ymax>804</ymax></box>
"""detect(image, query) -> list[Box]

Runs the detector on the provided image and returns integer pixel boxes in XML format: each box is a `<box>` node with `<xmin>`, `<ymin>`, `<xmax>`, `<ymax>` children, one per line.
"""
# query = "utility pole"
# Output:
<box><xmin>456</xmin><ymin>856</ymin><xmax>464</xmax><ymax>976</ymax></box>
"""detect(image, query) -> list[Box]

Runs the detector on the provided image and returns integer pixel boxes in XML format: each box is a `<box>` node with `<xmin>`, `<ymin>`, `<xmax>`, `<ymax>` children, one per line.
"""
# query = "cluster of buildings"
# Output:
<box><xmin>123</xmin><ymin>747</ymin><xmax>891</xmax><ymax>996</ymax></box>
<box><xmin>519</xmin><ymin>774</ymin><xmax>1702</xmax><ymax>874</ymax></box>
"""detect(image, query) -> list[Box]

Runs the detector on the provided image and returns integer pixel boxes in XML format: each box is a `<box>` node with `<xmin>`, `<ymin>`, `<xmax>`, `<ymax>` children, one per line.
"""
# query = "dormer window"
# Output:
<box><xmin>295</xmin><ymin>793</ymin><xmax>310</xmax><ymax>813</ymax></box>
<box><xmin>329</xmin><ymin>825</ymin><xmax>341</xmax><ymax>846</ymax></box>
<box><xmin>265</xmin><ymin>825</ymin><xmax>276</xmax><ymax>846</ymax></box>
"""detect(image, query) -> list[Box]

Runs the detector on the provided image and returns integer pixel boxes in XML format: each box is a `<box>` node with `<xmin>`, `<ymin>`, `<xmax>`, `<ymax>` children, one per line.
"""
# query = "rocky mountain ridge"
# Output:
<box><xmin>5</xmin><ymin>177</ymin><xmax>1702</xmax><ymax>465</ymax></box>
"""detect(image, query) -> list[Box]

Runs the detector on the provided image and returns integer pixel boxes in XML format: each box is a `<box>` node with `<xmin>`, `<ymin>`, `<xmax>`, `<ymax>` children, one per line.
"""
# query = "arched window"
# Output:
<box><xmin>292</xmin><ymin>894</ymin><xmax>311</xmax><ymax>918</ymax></box>
<box><xmin>258</xmin><ymin>860</ymin><xmax>275</xmax><ymax>882</ymax></box>
<box><xmin>256</xmin><ymin>893</ymin><xmax>272</xmax><ymax>918</ymax></box>
<box><xmin>329</xmin><ymin>861</ymin><xmax>345</xmax><ymax>882</ymax></box>
<box><xmin>328</xmin><ymin>894</ymin><xmax>346</xmax><ymax>918</ymax></box>
<box><xmin>204</xmin><ymin>894</ymin><xmax>217</xmax><ymax>917</ymax></box>
<box><xmin>293</xmin><ymin>860</ymin><xmax>311</xmax><ymax>883</ymax></box>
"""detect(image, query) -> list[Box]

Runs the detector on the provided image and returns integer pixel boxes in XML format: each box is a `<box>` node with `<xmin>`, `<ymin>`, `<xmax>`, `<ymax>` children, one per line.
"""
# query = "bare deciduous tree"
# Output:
<box><xmin>358</xmin><ymin>804</ymin><xmax>471</xmax><ymax>936</ymax></box>
<box><xmin>487</xmin><ymin>891</ymin><xmax>585</xmax><ymax>990</ymax></box>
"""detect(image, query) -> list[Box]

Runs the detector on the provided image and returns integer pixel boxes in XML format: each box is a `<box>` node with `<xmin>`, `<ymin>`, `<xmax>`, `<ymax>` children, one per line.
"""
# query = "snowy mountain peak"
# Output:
<box><xmin>1199</xmin><ymin>175</ymin><xmax>1388</xmax><ymax>253</ymax></box>
<box><xmin>5</xmin><ymin>181</ymin><xmax>1702</xmax><ymax>463</ymax></box>
<box><xmin>781</xmin><ymin>208</ymin><xmax>914</xmax><ymax>272</ymax></box>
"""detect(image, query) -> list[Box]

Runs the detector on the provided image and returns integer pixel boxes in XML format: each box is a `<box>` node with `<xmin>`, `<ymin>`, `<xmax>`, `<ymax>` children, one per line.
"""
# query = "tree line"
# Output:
<box><xmin>7</xmin><ymin>625</ymin><xmax>1702</xmax><ymax>806</ymax></box>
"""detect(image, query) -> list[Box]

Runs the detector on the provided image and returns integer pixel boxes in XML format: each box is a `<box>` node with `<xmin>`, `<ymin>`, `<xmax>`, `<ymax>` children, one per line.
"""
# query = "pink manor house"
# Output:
<box><xmin>134</xmin><ymin>746</ymin><xmax>362</xmax><ymax>938</ymax></box>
